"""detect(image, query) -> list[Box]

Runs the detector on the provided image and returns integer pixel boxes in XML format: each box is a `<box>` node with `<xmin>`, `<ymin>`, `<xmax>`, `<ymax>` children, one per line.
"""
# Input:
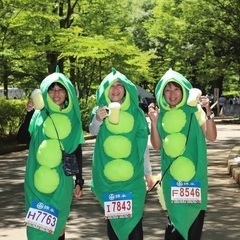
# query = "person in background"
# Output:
<box><xmin>17</xmin><ymin>69</ymin><xmax>85</xmax><ymax>240</ymax></box>
<box><xmin>148</xmin><ymin>69</ymin><xmax>217</xmax><ymax>240</ymax></box>
<box><xmin>218</xmin><ymin>94</ymin><xmax>226</xmax><ymax>116</ymax></box>
<box><xmin>232</xmin><ymin>96</ymin><xmax>239</xmax><ymax>117</ymax></box>
<box><xmin>232</xmin><ymin>96</ymin><xmax>239</xmax><ymax>105</ymax></box>
<box><xmin>89</xmin><ymin>68</ymin><xmax>155</xmax><ymax>240</ymax></box>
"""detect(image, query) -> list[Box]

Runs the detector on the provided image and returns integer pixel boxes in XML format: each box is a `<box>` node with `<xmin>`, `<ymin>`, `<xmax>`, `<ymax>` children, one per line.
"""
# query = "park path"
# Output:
<box><xmin>0</xmin><ymin>123</ymin><xmax>240</xmax><ymax>239</ymax></box>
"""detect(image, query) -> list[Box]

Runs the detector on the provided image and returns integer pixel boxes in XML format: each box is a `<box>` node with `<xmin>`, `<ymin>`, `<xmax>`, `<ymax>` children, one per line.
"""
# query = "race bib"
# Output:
<box><xmin>104</xmin><ymin>192</ymin><xmax>132</xmax><ymax>219</ymax></box>
<box><xmin>171</xmin><ymin>180</ymin><xmax>201</xmax><ymax>203</ymax></box>
<box><xmin>24</xmin><ymin>201</ymin><xmax>58</xmax><ymax>234</ymax></box>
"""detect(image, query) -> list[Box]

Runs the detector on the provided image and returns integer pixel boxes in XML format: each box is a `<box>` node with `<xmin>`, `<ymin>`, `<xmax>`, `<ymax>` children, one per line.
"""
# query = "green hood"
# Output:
<box><xmin>96</xmin><ymin>67</ymin><xmax>139</xmax><ymax>110</ymax></box>
<box><xmin>91</xmin><ymin>68</ymin><xmax>149</xmax><ymax>240</ymax></box>
<box><xmin>28</xmin><ymin>72</ymin><xmax>85</xmax><ymax>152</ymax></box>
<box><xmin>40</xmin><ymin>72</ymin><xmax>82</xmax><ymax>125</ymax></box>
<box><xmin>155</xmin><ymin>69</ymin><xmax>207</xmax><ymax>239</ymax></box>
<box><xmin>155</xmin><ymin>68</ymin><xmax>193</xmax><ymax>111</ymax></box>
<box><xmin>25</xmin><ymin>70</ymin><xmax>84</xmax><ymax>240</ymax></box>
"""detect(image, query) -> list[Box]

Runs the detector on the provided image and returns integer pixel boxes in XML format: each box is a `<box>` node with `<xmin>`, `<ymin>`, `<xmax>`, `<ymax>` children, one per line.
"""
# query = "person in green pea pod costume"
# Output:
<box><xmin>20</xmin><ymin>69</ymin><xmax>85</xmax><ymax>240</ymax></box>
<box><xmin>89</xmin><ymin>68</ymin><xmax>155</xmax><ymax>240</ymax></box>
<box><xmin>148</xmin><ymin>69</ymin><xmax>217</xmax><ymax>240</ymax></box>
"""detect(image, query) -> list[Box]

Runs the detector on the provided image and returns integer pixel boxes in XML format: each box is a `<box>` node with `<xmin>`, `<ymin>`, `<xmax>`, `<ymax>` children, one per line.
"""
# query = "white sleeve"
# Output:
<box><xmin>195</xmin><ymin>104</ymin><xmax>206</xmax><ymax>126</ymax></box>
<box><xmin>144</xmin><ymin>146</ymin><xmax>152</xmax><ymax>175</ymax></box>
<box><xmin>89</xmin><ymin>115</ymin><xmax>103</xmax><ymax>135</ymax></box>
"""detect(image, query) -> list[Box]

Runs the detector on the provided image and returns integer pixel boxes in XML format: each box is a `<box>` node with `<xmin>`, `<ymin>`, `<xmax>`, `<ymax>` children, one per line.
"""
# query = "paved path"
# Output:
<box><xmin>0</xmin><ymin>123</ymin><xmax>240</xmax><ymax>239</ymax></box>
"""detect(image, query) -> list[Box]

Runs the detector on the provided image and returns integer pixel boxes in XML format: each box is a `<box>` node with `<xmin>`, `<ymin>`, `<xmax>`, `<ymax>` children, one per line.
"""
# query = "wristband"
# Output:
<box><xmin>75</xmin><ymin>179</ymin><xmax>84</xmax><ymax>190</ymax></box>
<box><xmin>206</xmin><ymin>112</ymin><xmax>214</xmax><ymax>120</ymax></box>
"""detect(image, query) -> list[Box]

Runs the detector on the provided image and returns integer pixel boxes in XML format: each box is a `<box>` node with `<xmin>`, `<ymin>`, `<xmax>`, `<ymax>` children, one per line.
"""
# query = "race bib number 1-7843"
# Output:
<box><xmin>104</xmin><ymin>192</ymin><xmax>132</xmax><ymax>219</ymax></box>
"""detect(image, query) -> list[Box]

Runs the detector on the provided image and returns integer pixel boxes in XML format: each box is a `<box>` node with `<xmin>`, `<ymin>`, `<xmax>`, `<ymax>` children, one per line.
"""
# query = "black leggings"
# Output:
<box><xmin>58</xmin><ymin>233</ymin><xmax>65</xmax><ymax>240</ymax></box>
<box><xmin>107</xmin><ymin>218</ymin><xmax>143</xmax><ymax>240</ymax></box>
<box><xmin>164</xmin><ymin>210</ymin><xmax>205</xmax><ymax>240</ymax></box>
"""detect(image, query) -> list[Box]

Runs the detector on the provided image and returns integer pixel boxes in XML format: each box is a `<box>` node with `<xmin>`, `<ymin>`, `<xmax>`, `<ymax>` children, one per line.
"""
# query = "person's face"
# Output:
<box><xmin>48</xmin><ymin>84</ymin><xmax>67</xmax><ymax>107</ymax></box>
<box><xmin>108</xmin><ymin>81</ymin><xmax>125</xmax><ymax>103</ymax></box>
<box><xmin>163</xmin><ymin>83</ymin><xmax>183</xmax><ymax>107</ymax></box>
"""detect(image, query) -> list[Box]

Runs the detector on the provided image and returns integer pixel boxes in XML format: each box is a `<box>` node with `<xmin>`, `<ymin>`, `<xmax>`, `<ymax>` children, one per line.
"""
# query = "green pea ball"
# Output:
<box><xmin>163</xmin><ymin>133</ymin><xmax>186</xmax><ymax>158</ymax></box>
<box><xmin>44</xmin><ymin>113</ymin><xmax>71</xmax><ymax>140</ymax></box>
<box><xmin>37</xmin><ymin>139</ymin><xmax>61</xmax><ymax>168</ymax></box>
<box><xmin>162</xmin><ymin>109</ymin><xmax>186</xmax><ymax>133</ymax></box>
<box><xmin>104</xmin><ymin>159</ymin><xmax>134</xmax><ymax>181</ymax></box>
<box><xmin>170</xmin><ymin>156</ymin><xmax>196</xmax><ymax>181</ymax></box>
<box><xmin>106</xmin><ymin>111</ymin><xmax>134</xmax><ymax>134</ymax></box>
<box><xmin>104</xmin><ymin>136</ymin><xmax>131</xmax><ymax>159</ymax></box>
<box><xmin>34</xmin><ymin>166</ymin><xmax>60</xmax><ymax>194</ymax></box>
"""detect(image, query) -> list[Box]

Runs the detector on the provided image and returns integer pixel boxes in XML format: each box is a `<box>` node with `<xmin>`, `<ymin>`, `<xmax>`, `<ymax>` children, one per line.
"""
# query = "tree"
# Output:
<box><xmin>143</xmin><ymin>0</ymin><xmax>240</xmax><ymax>95</ymax></box>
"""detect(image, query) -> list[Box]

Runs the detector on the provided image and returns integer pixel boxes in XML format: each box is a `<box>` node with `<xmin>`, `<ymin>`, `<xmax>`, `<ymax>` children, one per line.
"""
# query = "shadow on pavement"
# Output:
<box><xmin>1</xmin><ymin>126</ymin><xmax>240</xmax><ymax>239</ymax></box>
<box><xmin>0</xmin><ymin>151</ymin><xmax>26</xmax><ymax>229</ymax></box>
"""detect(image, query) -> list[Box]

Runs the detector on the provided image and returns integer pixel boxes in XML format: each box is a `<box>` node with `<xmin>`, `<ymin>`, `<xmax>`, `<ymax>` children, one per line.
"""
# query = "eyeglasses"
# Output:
<box><xmin>48</xmin><ymin>88</ymin><xmax>66</xmax><ymax>95</ymax></box>
<box><xmin>110</xmin><ymin>83</ymin><xmax>124</xmax><ymax>90</ymax></box>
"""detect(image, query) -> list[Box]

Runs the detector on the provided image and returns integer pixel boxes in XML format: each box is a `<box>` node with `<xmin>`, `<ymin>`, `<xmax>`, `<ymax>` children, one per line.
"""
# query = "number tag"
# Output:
<box><xmin>171</xmin><ymin>180</ymin><xmax>201</xmax><ymax>203</ymax></box>
<box><xmin>104</xmin><ymin>192</ymin><xmax>132</xmax><ymax>219</ymax></box>
<box><xmin>24</xmin><ymin>201</ymin><xmax>58</xmax><ymax>234</ymax></box>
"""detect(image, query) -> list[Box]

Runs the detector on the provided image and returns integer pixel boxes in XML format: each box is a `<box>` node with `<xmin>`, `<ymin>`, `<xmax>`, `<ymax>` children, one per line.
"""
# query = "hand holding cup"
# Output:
<box><xmin>106</xmin><ymin>102</ymin><xmax>121</xmax><ymax>124</ymax></box>
<box><xmin>187</xmin><ymin>88</ymin><xmax>202</xmax><ymax>107</ymax></box>
<box><xmin>31</xmin><ymin>89</ymin><xmax>44</xmax><ymax>110</ymax></box>
<box><xmin>148</xmin><ymin>103</ymin><xmax>159</xmax><ymax>123</ymax></box>
<box><xmin>26</xmin><ymin>99</ymin><xmax>34</xmax><ymax>112</ymax></box>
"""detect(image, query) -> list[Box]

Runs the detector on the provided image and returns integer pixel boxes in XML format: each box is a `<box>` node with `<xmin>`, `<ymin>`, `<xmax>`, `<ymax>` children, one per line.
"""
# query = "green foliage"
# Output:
<box><xmin>0</xmin><ymin>96</ymin><xmax>97</xmax><ymax>138</ymax></box>
<box><xmin>0</xmin><ymin>0</ymin><xmax>240</xmax><ymax>101</ymax></box>
<box><xmin>0</xmin><ymin>98</ymin><xmax>27</xmax><ymax>137</ymax></box>
<box><xmin>79</xmin><ymin>95</ymin><xmax>97</xmax><ymax>133</ymax></box>
<box><xmin>142</xmin><ymin>0</ymin><xmax>240</xmax><ymax>94</ymax></box>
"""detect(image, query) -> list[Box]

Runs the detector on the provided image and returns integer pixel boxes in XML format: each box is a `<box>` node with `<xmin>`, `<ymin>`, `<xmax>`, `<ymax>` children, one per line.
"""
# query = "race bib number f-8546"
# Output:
<box><xmin>171</xmin><ymin>180</ymin><xmax>201</xmax><ymax>203</ymax></box>
<box><xmin>24</xmin><ymin>201</ymin><xmax>58</xmax><ymax>234</ymax></box>
<box><xmin>104</xmin><ymin>192</ymin><xmax>132</xmax><ymax>219</ymax></box>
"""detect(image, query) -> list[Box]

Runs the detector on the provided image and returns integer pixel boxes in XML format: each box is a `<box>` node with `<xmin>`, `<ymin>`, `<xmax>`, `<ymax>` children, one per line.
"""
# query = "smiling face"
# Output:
<box><xmin>48</xmin><ymin>82</ymin><xmax>67</xmax><ymax>108</ymax></box>
<box><xmin>108</xmin><ymin>81</ymin><xmax>125</xmax><ymax>103</ymax></box>
<box><xmin>163</xmin><ymin>82</ymin><xmax>183</xmax><ymax>108</ymax></box>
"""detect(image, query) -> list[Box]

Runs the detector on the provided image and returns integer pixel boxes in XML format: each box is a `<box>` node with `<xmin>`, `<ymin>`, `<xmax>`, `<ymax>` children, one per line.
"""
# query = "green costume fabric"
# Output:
<box><xmin>25</xmin><ymin>72</ymin><xmax>84</xmax><ymax>240</ymax></box>
<box><xmin>155</xmin><ymin>69</ymin><xmax>207</xmax><ymax>239</ymax></box>
<box><xmin>90</xmin><ymin>68</ymin><xmax>149</xmax><ymax>240</ymax></box>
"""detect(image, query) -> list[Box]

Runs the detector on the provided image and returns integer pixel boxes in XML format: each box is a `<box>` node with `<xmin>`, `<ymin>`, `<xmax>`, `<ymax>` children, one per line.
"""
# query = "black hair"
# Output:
<box><xmin>48</xmin><ymin>82</ymin><xmax>66</xmax><ymax>91</ymax></box>
<box><xmin>164</xmin><ymin>81</ymin><xmax>183</xmax><ymax>95</ymax></box>
<box><xmin>48</xmin><ymin>82</ymin><xmax>69</xmax><ymax>108</ymax></box>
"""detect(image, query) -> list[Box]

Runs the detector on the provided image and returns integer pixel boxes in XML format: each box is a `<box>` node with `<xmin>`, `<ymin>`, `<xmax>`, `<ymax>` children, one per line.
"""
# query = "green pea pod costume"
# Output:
<box><xmin>25</xmin><ymin>71</ymin><xmax>85</xmax><ymax>240</ymax></box>
<box><xmin>90</xmin><ymin>68</ymin><xmax>149</xmax><ymax>240</ymax></box>
<box><xmin>155</xmin><ymin>69</ymin><xmax>207</xmax><ymax>239</ymax></box>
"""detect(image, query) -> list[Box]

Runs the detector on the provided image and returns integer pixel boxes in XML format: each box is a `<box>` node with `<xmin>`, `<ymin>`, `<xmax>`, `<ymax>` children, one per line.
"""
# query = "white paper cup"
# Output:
<box><xmin>107</xmin><ymin>102</ymin><xmax>121</xmax><ymax>124</ymax></box>
<box><xmin>31</xmin><ymin>89</ymin><xmax>44</xmax><ymax>110</ymax></box>
<box><xmin>187</xmin><ymin>88</ymin><xmax>202</xmax><ymax>107</ymax></box>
